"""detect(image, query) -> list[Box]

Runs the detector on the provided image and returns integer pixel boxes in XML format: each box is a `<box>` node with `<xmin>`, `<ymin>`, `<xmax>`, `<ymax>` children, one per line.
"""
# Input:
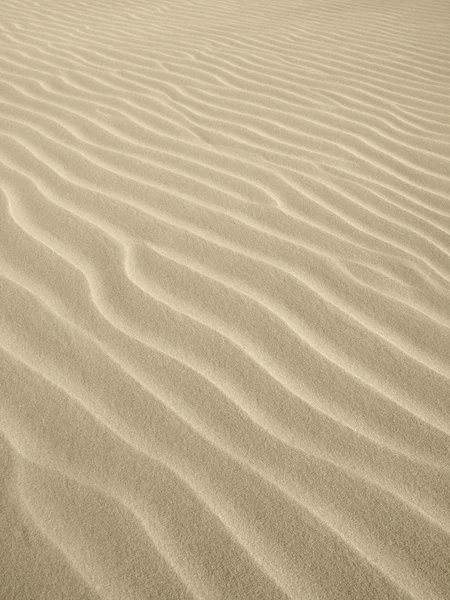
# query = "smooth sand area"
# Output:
<box><xmin>1</xmin><ymin>0</ymin><xmax>450</xmax><ymax>598</ymax></box>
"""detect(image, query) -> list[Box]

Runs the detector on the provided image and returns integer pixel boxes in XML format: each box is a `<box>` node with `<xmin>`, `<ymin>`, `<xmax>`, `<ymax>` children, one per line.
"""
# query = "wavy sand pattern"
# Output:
<box><xmin>1</xmin><ymin>0</ymin><xmax>450</xmax><ymax>598</ymax></box>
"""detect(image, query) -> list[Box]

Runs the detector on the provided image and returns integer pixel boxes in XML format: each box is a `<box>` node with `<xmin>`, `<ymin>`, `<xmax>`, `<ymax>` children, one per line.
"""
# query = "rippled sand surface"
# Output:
<box><xmin>1</xmin><ymin>1</ymin><xmax>450</xmax><ymax>599</ymax></box>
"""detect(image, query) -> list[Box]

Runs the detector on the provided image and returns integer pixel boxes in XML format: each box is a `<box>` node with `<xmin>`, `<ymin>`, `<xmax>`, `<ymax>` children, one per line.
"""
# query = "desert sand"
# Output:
<box><xmin>0</xmin><ymin>0</ymin><xmax>450</xmax><ymax>598</ymax></box>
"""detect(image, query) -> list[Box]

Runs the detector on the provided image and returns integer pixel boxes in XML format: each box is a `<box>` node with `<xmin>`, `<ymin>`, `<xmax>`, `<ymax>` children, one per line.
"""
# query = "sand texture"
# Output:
<box><xmin>1</xmin><ymin>0</ymin><xmax>450</xmax><ymax>598</ymax></box>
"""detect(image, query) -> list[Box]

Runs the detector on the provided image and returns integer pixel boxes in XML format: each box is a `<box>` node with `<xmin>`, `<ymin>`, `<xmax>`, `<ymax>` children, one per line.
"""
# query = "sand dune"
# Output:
<box><xmin>1</xmin><ymin>0</ymin><xmax>450</xmax><ymax>598</ymax></box>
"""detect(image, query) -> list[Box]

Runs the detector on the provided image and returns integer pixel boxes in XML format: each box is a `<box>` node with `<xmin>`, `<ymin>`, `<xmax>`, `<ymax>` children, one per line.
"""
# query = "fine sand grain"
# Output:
<box><xmin>1</xmin><ymin>0</ymin><xmax>450</xmax><ymax>599</ymax></box>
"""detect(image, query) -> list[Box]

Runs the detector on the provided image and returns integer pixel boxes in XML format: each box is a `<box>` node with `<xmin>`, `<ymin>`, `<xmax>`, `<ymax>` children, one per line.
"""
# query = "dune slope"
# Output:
<box><xmin>0</xmin><ymin>0</ymin><xmax>450</xmax><ymax>599</ymax></box>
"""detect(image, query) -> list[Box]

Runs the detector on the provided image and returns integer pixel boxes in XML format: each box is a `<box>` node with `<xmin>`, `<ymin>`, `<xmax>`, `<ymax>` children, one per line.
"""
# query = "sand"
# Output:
<box><xmin>0</xmin><ymin>0</ymin><xmax>449</xmax><ymax>598</ymax></box>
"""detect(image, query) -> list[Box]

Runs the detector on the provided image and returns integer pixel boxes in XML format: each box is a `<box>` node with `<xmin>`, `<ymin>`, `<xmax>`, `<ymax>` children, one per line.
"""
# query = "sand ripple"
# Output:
<box><xmin>1</xmin><ymin>0</ymin><xmax>450</xmax><ymax>598</ymax></box>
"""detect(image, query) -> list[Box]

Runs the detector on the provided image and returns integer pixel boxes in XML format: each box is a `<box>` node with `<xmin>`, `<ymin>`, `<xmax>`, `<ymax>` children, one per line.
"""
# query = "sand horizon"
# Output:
<box><xmin>1</xmin><ymin>0</ymin><xmax>450</xmax><ymax>599</ymax></box>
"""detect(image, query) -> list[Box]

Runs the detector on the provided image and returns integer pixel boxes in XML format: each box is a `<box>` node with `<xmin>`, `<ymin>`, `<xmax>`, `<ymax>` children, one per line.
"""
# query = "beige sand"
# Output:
<box><xmin>1</xmin><ymin>0</ymin><xmax>450</xmax><ymax>598</ymax></box>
